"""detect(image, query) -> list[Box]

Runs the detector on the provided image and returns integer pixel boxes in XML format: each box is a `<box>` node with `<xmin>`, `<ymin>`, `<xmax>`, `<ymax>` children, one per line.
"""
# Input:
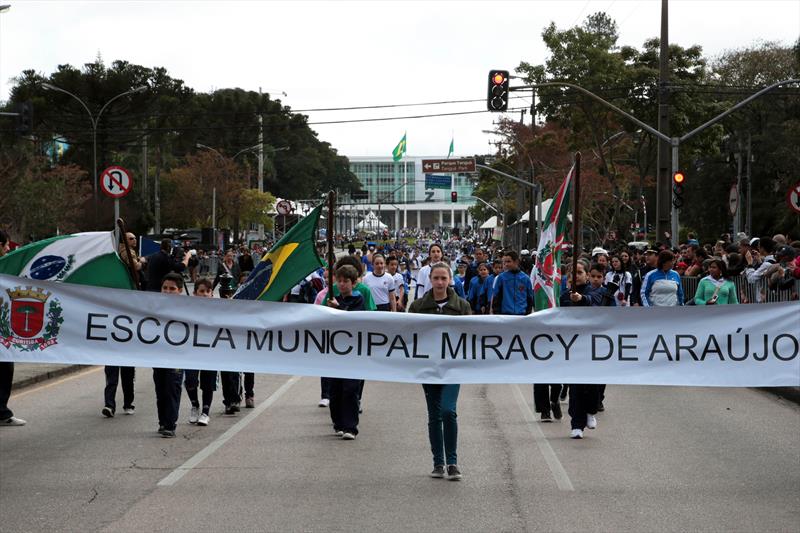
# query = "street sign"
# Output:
<box><xmin>728</xmin><ymin>184</ymin><xmax>738</xmax><ymax>215</ymax></box>
<box><xmin>421</xmin><ymin>158</ymin><xmax>476</xmax><ymax>173</ymax></box>
<box><xmin>424</xmin><ymin>174</ymin><xmax>452</xmax><ymax>190</ymax></box>
<box><xmin>275</xmin><ymin>200</ymin><xmax>293</xmax><ymax>216</ymax></box>
<box><xmin>787</xmin><ymin>181</ymin><xmax>800</xmax><ymax>214</ymax></box>
<box><xmin>100</xmin><ymin>166</ymin><xmax>132</xmax><ymax>199</ymax></box>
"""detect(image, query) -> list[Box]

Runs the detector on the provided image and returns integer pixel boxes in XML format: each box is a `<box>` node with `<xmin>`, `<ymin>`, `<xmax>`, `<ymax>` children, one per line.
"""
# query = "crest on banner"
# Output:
<box><xmin>0</xmin><ymin>286</ymin><xmax>63</xmax><ymax>351</ymax></box>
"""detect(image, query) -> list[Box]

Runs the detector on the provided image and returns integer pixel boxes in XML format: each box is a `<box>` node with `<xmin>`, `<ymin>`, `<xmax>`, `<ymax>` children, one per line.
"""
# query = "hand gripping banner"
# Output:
<box><xmin>1</xmin><ymin>274</ymin><xmax>798</xmax><ymax>386</ymax></box>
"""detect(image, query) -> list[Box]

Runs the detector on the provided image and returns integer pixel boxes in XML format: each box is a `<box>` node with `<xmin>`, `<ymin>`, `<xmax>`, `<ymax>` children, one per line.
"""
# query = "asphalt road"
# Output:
<box><xmin>1</xmin><ymin>367</ymin><xmax>798</xmax><ymax>532</ymax></box>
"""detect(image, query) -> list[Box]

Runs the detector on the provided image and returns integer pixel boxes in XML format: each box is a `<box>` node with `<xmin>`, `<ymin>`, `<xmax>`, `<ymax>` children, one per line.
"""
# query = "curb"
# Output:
<box><xmin>758</xmin><ymin>387</ymin><xmax>800</xmax><ymax>406</ymax></box>
<box><xmin>12</xmin><ymin>365</ymin><xmax>92</xmax><ymax>391</ymax></box>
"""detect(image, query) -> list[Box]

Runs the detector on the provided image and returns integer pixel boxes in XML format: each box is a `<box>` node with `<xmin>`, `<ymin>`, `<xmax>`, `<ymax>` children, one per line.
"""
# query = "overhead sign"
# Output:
<box><xmin>728</xmin><ymin>184</ymin><xmax>738</xmax><ymax>215</ymax></box>
<box><xmin>788</xmin><ymin>181</ymin><xmax>800</xmax><ymax>214</ymax></box>
<box><xmin>100</xmin><ymin>166</ymin><xmax>132</xmax><ymax>199</ymax></box>
<box><xmin>421</xmin><ymin>158</ymin><xmax>476</xmax><ymax>173</ymax></box>
<box><xmin>424</xmin><ymin>174</ymin><xmax>452</xmax><ymax>190</ymax></box>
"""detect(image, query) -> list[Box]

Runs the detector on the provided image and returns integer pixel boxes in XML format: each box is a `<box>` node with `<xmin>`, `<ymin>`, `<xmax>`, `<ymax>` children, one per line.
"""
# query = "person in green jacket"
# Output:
<box><xmin>694</xmin><ymin>258</ymin><xmax>739</xmax><ymax>305</ymax></box>
<box><xmin>408</xmin><ymin>262</ymin><xmax>471</xmax><ymax>481</ymax></box>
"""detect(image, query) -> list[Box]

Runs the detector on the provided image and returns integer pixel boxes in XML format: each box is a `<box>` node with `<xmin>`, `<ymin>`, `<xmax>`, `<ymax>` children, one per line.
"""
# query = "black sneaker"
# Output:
<box><xmin>597</xmin><ymin>401</ymin><xmax>605</xmax><ymax>412</ymax></box>
<box><xmin>551</xmin><ymin>400</ymin><xmax>562</xmax><ymax>420</ymax></box>
<box><xmin>160</xmin><ymin>430</ymin><xmax>176</xmax><ymax>438</ymax></box>
<box><xmin>540</xmin><ymin>411</ymin><xmax>552</xmax><ymax>422</ymax></box>
<box><xmin>224</xmin><ymin>405</ymin><xmax>236</xmax><ymax>415</ymax></box>
<box><xmin>446</xmin><ymin>465</ymin><xmax>462</xmax><ymax>481</ymax></box>
<box><xmin>231</xmin><ymin>402</ymin><xmax>241</xmax><ymax>413</ymax></box>
<box><xmin>102</xmin><ymin>407</ymin><xmax>114</xmax><ymax>418</ymax></box>
<box><xmin>431</xmin><ymin>465</ymin><xmax>445</xmax><ymax>478</ymax></box>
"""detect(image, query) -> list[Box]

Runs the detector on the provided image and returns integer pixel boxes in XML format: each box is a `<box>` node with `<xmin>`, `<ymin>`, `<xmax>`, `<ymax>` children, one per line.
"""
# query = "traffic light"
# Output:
<box><xmin>672</xmin><ymin>171</ymin><xmax>685</xmax><ymax>208</ymax></box>
<box><xmin>16</xmin><ymin>101</ymin><xmax>33</xmax><ymax>135</ymax></box>
<box><xmin>487</xmin><ymin>70</ymin><xmax>509</xmax><ymax>112</ymax></box>
<box><xmin>451</xmin><ymin>191</ymin><xmax>458</xmax><ymax>203</ymax></box>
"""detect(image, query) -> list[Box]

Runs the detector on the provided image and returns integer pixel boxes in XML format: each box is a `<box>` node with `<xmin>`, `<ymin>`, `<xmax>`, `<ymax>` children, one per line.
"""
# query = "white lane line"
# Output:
<box><xmin>157</xmin><ymin>375</ymin><xmax>301</xmax><ymax>487</ymax></box>
<box><xmin>512</xmin><ymin>384</ymin><xmax>575</xmax><ymax>491</ymax></box>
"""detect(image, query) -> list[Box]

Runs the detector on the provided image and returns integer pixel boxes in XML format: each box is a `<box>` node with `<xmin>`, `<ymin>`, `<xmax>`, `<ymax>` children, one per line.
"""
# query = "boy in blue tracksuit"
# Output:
<box><xmin>491</xmin><ymin>251</ymin><xmax>534</xmax><ymax>315</ymax></box>
<box><xmin>467</xmin><ymin>262</ymin><xmax>492</xmax><ymax>314</ymax></box>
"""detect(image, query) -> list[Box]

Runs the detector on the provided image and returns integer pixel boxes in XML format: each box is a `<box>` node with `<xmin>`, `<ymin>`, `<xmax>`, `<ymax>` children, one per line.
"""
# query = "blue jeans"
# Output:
<box><xmin>422</xmin><ymin>384</ymin><xmax>460</xmax><ymax>466</ymax></box>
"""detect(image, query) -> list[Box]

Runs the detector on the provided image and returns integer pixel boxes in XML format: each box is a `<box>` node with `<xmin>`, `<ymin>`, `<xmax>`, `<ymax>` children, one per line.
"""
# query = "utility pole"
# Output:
<box><xmin>257</xmin><ymin>112</ymin><xmax>264</xmax><ymax>241</ymax></box>
<box><xmin>745</xmin><ymin>132</ymin><xmax>752</xmax><ymax>237</ymax></box>
<box><xmin>154</xmin><ymin>145</ymin><xmax>161</xmax><ymax>235</ymax></box>
<box><xmin>142</xmin><ymin>135</ymin><xmax>148</xmax><ymax>211</ymax></box>
<box><xmin>656</xmin><ymin>0</ymin><xmax>671</xmax><ymax>244</ymax></box>
<box><xmin>733</xmin><ymin>134</ymin><xmax>743</xmax><ymax>236</ymax></box>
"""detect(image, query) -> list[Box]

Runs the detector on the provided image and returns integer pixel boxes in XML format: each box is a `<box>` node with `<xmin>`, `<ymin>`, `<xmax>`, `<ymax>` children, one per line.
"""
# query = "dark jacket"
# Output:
<box><xmin>559</xmin><ymin>283</ymin><xmax>612</xmax><ymax>307</ymax></box>
<box><xmin>336</xmin><ymin>292</ymin><xmax>366</xmax><ymax>312</ymax></box>
<box><xmin>145</xmin><ymin>251</ymin><xmax>186</xmax><ymax>292</ymax></box>
<box><xmin>491</xmin><ymin>269</ymin><xmax>534</xmax><ymax>315</ymax></box>
<box><xmin>408</xmin><ymin>287</ymin><xmax>472</xmax><ymax>316</ymax></box>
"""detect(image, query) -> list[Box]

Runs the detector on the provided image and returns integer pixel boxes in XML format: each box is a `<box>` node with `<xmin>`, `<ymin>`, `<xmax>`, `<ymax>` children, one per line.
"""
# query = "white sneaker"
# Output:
<box><xmin>197</xmin><ymin>413</ymin><xmax>209</xmax><ymax>426</ymax></box>
<box><xmin>342</xmin><ymin>432</ymin><xmax>356</xmax><ymax>440</ymax></box>
<box><xmin>123</xmin><ymin>407</ymin><xmax>135</xmax><ymax>415</ymax></box>
<box><xmin>335</xmin><ymin>430</ymin><xmax>344</xmax><ymax>436</ymax></box>
<box><xmin>586</xmin><ymin>414</ymin><xmax>597</xmax><ymax>429</ymax></box>
<box><xmin>318</xmin><ymin>398</ymin><xmax>330</xmax><ymax>408</ymax></box>
<box><xmin>0</xmin><ymin>416</ymin><xmax>26</xmax><ymax>426</ymax></box>
<box><xmin>570</xmin><ymin>428</ymin><xmax>584</xmax><ymax>439</ymax></box>
<box><xmin>189</xmin><ymin>406</ymin><xmax>200</xmax><ymax>424</ymax></box>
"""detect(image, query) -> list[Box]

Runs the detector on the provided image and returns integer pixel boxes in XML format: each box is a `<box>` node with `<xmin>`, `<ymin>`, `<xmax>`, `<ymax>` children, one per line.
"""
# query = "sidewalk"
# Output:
<box><xmin>11</xmin><ymin>363</ymin><xmax>89</xmax><ymax>390</ymax></box>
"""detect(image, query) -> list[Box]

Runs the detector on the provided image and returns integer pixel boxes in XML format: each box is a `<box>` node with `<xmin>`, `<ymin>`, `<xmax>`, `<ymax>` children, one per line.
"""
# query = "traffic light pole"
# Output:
<box><xmin>510</xmin><ymin>78</ymin><xmax>800</xmax><ymax>243</ymax></box>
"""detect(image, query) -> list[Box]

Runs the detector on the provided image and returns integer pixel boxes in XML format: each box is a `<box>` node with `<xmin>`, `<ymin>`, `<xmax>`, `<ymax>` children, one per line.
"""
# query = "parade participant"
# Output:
<box><xmin>491</xmin><ymin>251</ymin><xmax>534</xmax><ymax>315</ymax></box>
<box><xmin>152</xmin><ymin>273</ymin><xmax>186</xmax><ymax>438</ymax></box>
<box><xmin>591</xmin><ymin>247</ymin><xmax>609</xmax><ymax>271</ymax></box>
<box><xmin>641</xmin><ymin>250</ymin><xmax>684</xmax><ymax>307</ymax></box>
<box><xmin>326</xmin><ymin>265</ymin><xmax>366</xmax><ymax>440</ymax></box>
<box><xmin>409</xmin><ymin>262</ymin><xmax>471</xmax><ymax>480</ymax></box>
<box><xmin>605</xmin><ymin>255</ymin><xmax>633</xmax><ymax>306</ymax></box>
<box><xmin>694</xmin><ymin>259</ymin><xmax>739</xmax><ymax>305</ymax></box>
<box><xmin>238</xmin><ymin>271</ymin><xmax>256</xmax><ymax>407</ymax></box>
<box><xmin>213</xmin><ymin>249</ymin><xmax>242</xmax><ymax>291</ymax></box>
<box><xmin>464</xmin><ymin>248</ymin><xmax>487</xmax><ymax>288</ymax></box>
<box><xmin>217</xmin><ymin>275</ymin><xmax>242</xmax><ymax>415</ymax></box>
<box><xmin>0</xmin><ymin>230</ymin><xmax>25</xmax><ymax>427</ymax></box>
<box><xmin>119</xmin><ymin>232</ymin><xmax>145</xmax><ymax>289</ymax></box>
<box><xmin>466</xmin><ymin>262</ymin><xmax>491</xmax><ymax>314</ymax></box>
<box><xmin>414</xmin><ymin>243</ymin><xmax>443</xmax><ymax>299</ymax></box>
<box><xmin>101</xmin><ymin>365</ymin><xmax>136</xmax><ymax>418</ymax></box>
<box><xmin>386</xmin><ymin>256</ymin><xmax>406</xmax><ymax>311</ymax></box>
<box><xmin>363</xmin><ymin>253</ymin><xmax>396</xmax><ymax>311</ymax></box>
<box><xmin>145</xmin><ymin>239</ymin><xmax>189</xmax><ymax>292</ymax></box>
<box><xmin>560</xmin><ymin>263</ymin><xmax>602</xmax><ymax>439</ymax></box>
<box><xmin>183</xmin><ymin>278</ymin><xmax>218</xmax><ymax>426</ymax></box>
<box><xmin>454</xmin><ymin>261</ymin><xmax>467</xmax><ymax>285</ymax></box>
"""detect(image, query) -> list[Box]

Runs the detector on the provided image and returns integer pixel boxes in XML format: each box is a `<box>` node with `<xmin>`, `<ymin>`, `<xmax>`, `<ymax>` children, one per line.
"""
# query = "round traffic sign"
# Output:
<box><xmin>100</xmin><ymin>166</ymin><xmax>132</xmax><ymax>199</ymax></box>
<box><xmin>787</xmin><ymin>181</ymin><xmax>800</xmax><ymax>214</ymax></box>
<box><xmin>728</xmin><ymin>184</ymin><xmax>738</xmax><ymax>216</ymax></box>
<box><xmin>276</xmin><ymin>200</ymin><xmax>293</xmax><ymax>216</ymax></box>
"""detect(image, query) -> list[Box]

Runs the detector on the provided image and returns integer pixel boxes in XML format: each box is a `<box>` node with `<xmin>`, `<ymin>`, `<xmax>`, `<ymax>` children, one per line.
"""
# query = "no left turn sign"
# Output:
<box><xmin>788</xmin><ymin>181</ymin><xmax>800</xmax><ymax>214</ymax></box>
<box><xmin>100</xmin><ymin>166</ymin><xmax>132</xmax><ymax>199</ymax></box>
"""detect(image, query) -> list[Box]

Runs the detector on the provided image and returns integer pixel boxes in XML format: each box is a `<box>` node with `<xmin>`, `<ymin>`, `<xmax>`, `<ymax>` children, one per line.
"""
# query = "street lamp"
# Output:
<box><xmin>42</xmin><ymin>82</ymin><xmax>147</xmax><ymax>227</ymax></box>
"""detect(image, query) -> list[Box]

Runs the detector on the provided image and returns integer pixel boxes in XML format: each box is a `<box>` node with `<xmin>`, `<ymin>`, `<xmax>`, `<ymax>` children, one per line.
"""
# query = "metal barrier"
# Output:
<box><xmin>682</xmin><ymin>275</ymin><xmax>799</xmax><ymax>304</ymax></box>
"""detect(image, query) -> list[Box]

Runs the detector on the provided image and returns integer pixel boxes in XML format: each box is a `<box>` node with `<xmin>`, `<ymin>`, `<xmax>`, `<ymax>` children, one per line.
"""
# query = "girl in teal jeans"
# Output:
<box><xmin>694</xmin><ymin>259</ymin><xmax>739</xmax><ymax>305</ymax></box>
<box><xmin>408</xmin><ymin>262</ymin><xmax>472</xmax><ymax>481</ymax></box>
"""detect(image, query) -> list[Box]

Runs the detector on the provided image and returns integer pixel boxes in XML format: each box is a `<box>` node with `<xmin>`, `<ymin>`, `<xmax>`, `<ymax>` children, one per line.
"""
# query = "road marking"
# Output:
<box><xmin>512</xmin><ymin>384</ymin><xmax>575</xmax><ymax>491</ymax></box>
<box><xmin>11</xmin><ymin>366</ymin><xmax>102</xmax><ymax>399</ymax></box>
<box><xmin>157</xmin><ymin>375</ymin><xmax>301</xmax><ymax>487</ymax></box>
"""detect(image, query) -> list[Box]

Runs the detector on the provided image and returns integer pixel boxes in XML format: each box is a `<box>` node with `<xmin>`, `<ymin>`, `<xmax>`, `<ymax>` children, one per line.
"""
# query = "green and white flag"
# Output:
<box><xmin>0</xmin><ymin>232</ymin><xmax>135</xmax><ymax>290</ymax></box>
<box><xmin>447</xmin><ymin>137</ymin><xmax>454</xmax><ymax>158</ymax></box>
<box><xmin>392</xmin><ymin>132</ymin><xmax>407</xmax><ymax>162</ymax></box>
<box><xmin>530</xmin><ymin>165</ymin><xmax>574</xmax><ymax>311</ymax></box>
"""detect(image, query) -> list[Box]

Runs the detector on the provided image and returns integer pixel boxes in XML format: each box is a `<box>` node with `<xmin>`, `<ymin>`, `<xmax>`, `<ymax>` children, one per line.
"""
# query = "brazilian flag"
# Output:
<box><xmin>234</xmin><ymin>205</ymin><xmax>324</xmax><ymax>301</ymax></box>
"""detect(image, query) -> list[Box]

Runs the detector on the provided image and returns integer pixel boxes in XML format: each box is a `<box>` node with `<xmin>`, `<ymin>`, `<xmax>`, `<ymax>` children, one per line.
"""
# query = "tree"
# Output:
<box><xmin>239</xmin><ymin>189</ymin><xmax>276</xmax><ymax>231</ymax></box>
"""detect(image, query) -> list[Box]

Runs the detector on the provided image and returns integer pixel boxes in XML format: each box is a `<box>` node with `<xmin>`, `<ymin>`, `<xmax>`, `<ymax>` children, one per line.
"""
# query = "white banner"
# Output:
<box><xmin>1</xmin><ymin>274</ymin><xmax>798</xmax><ymax>386</ymax></box>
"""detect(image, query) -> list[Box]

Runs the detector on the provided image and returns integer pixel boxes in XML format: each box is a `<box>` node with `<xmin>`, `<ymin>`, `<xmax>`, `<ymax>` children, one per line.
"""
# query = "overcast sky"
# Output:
<box><xmin>1</xmin><ymin>0</ymin><xmax>798</xmax><ymax>159</ymax></box>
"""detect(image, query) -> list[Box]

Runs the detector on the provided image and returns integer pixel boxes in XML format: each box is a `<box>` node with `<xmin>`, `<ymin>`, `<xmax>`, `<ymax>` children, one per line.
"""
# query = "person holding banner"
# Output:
<box><xmin>0</xmin><ymin>230</ymin><xmax>25</xmax><ymax>427</ymax></box>
<box><xmin>326</xmin><ymin>264</ymin><xmax>367</xmax><ymax>440</ymax></box>
<box><xmin>152</xmin><ymin>273</ymin><xmax>187</xmax><ymax>438</ymax></box>
<box><xmin>183</xmin><ymin>278</ymin><xmax>218</xmax><ymax>426</ymax></box>
<box><xmin>409</xmin><ymin>261</ymin><xmax>471</xmax><ymax>480</ymax></box>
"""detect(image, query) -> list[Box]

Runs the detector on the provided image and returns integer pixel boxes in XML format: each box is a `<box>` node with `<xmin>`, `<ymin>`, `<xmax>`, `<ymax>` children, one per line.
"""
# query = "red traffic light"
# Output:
<box><xmin>451</xmin><ymin>191</ymin><xmax>458</xmax><ymax>203</ymax></box>
<box><xmin>492</xmin><ymin>72</ymin><xmax>506</xmax><ymax>85</ymax></box>
<box><xmin>673</xmin><ymin>171</ymin><xmax>685</xmax><ymax>184</ymax></box>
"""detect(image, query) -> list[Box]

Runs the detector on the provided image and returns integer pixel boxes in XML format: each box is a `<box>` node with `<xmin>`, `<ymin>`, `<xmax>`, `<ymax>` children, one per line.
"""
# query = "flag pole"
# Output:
<box><xmin>116</xmin><ymin>218</ymin><xmax>140</xmax><ymax>290</ymax></box>
<box><xmin>327</xmin><ymin>190</ymin><xmax>336</xmax><ymax>291</ymax></box>
<box><xmin>571</xmin><ymin>152</ymin><xmax>581</xmax><ymax>291</ymax></box>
